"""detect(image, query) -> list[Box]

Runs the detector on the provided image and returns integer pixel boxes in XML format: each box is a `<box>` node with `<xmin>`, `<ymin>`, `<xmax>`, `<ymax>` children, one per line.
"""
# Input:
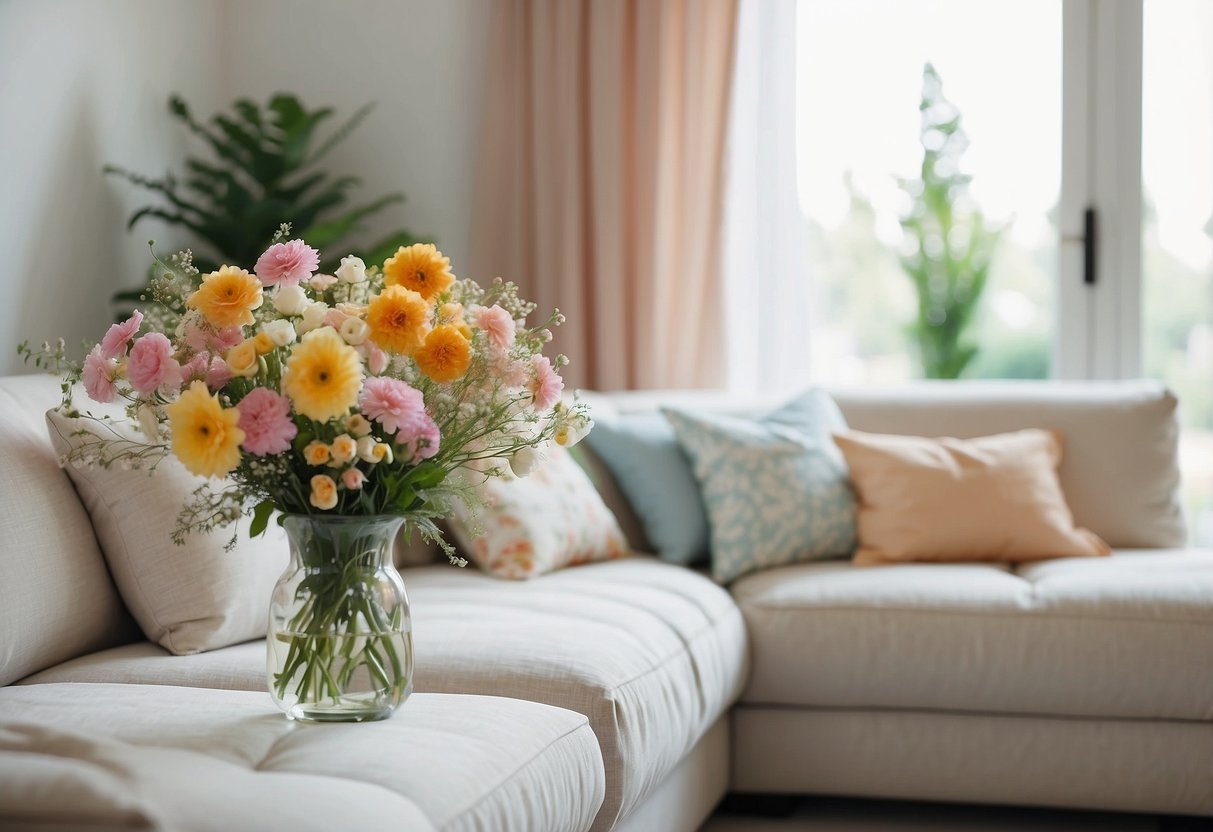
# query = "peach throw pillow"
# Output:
<box><xmin>833</xmin><ymin>428</ymin><xmax>1110</xmax><ymax>566</ymax></box>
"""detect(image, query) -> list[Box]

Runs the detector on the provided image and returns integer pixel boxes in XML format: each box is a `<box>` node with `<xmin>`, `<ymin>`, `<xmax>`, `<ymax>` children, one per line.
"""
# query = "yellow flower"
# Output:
<box><xmin>252</xmin><ymin>331</ymin><xmax>276</xmax><ymax>354</ymax></box>
<box><xmin>382</xmin><ymin>243</ymin><xmax>454</xmax><ymax>303</ymax></box>
<box><xmin>166</xmin><ymin>380</ymin><xmax>244</xmax><ymax>479</ymax></box>
<box><xmin>226</xmin><ymin>339</ymin><xmax>260</xmax><ymax>378</ymax></box>
<box><xmin>188</xmin><ymin>265</ymin><xmax>263</xmax><ymax>329</ymax></box>
<box><xmin>284</xmin><ymin>328</ymin><xmax>363</xmax><ymax>422</ymax></box>
<box><xmin>304</xmin><ymin>440</ymin><xmax>331</xmax><ymax>466</ymax></box>
<box><xmin>367</xmin><ymin>285</ymin><xmax>430</xmax><ymax>355</ymax></box>
<box><xmin>414</xmin><ymin>324</ymin><xmax>472</xmax><ymax>383</ymax></box>
<box><xmin>310</xmin><ymin>474</ymin><xmax>338</xmax><ymax>510</ymax></box>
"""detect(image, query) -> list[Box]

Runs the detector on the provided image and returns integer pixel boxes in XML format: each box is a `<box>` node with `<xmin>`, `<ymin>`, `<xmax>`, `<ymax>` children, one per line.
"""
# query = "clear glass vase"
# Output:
<box><xmin>268</xmin><ymin>514</ymin><xmax>414</xmax><ymax>722</ymax></box>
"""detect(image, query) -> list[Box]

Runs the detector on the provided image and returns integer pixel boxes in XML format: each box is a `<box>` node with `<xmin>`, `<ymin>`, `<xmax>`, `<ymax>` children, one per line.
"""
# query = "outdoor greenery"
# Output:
<box><xmin>897</xmin><ymin>63</ymin><xmax>1002</xmax><ymax>379</ymax></box>
<box><xmin>106</xmin><ymin>93</ymin><xmax>422</xmax><ymax>304</ymax></box>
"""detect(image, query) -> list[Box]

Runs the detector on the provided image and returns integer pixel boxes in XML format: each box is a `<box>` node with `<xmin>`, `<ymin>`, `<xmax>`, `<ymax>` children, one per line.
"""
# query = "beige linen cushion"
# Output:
<box><xmin>0</xmin><ymin>375</ymin><xmax>138</xmax><ymax>685</ymax></box>
<box><xmin>834</xmin><ymin>428</ymin><xmax>1109</xmax><ymax>565</ymax></box>
<box><xmin>46</xmin><ymin>409</ymin><xmax>289</xmax><ymax>655</ymax></box>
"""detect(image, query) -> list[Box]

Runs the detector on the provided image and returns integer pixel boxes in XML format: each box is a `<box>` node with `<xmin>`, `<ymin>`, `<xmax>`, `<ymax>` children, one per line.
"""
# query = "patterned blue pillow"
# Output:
<box><xmin>664</xmin><ymin>389</ymin><xmax>856</xmax><ymax>583</ymax></box>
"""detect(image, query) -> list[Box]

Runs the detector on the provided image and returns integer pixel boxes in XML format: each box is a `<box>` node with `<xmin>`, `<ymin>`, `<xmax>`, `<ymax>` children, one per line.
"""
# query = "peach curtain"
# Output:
<box><xmin>470</xmin><ymin>0</ymin><xmax>739</xmax><ymax>391</ymax></box>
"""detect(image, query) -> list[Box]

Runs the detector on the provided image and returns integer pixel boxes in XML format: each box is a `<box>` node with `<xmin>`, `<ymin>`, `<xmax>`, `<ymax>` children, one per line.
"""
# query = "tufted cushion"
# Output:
<box><xmin>0</xmin><ymin>684</ymin><xmax>604</xmax><ymax>832</ymax></box>
<box><xmin>732</xmin><ymin>549</ymin><xmax>1213</xmax><ymax>721</ymax></box>
<box><xmin>19</xmin><ymin>557</ymin><xmax>748</xmax><ymax>832</ymax></box>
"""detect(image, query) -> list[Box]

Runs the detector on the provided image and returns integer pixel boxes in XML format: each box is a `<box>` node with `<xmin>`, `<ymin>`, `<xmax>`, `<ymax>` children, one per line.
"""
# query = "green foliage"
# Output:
<box><xmin>106</xmin><ymin>93</ymin><xmax>425</xmax><ymax>300</ymax></box>
<box><xmin>897</xmin><ymin>64</ymin><xmax>1001</xmax><ymax>379</ymax></box>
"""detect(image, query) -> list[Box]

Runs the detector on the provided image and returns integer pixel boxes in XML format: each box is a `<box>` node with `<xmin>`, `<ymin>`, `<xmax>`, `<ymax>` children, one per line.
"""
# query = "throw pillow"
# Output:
<box><xmin>448</xmin><ymin>445</ymin><xmax>630</xmax><ymax>579</ymax></box>
<box><xmin>583</xmin><ymin>412</ymin><xmax>710</xmax><ymax>564</ymax></box>
<box><xmin>664</xmin><ymin>389</ymin><xmax>857</xmax><ymax>584</ymax></box>
<box><xmin>46</xmin><ymin>409</ymin><xmax>289</xmax><ymax>654</ymax></box>
<box><xmin>833</xmin><ymin>428</ymin><xmax>1111</xmax><ymax>566</ymax></box>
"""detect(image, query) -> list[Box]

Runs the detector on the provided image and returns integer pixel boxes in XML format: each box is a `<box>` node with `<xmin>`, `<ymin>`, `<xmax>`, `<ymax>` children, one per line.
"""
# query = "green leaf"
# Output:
<box><xmin>249</xmin><ymin>499</ymin><xmax>275</xmax><ymax>538</ymax></box>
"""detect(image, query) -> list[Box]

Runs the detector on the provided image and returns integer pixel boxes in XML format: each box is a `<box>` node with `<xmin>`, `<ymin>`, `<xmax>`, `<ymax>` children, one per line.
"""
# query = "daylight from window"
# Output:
<box><xmin>1143</xmin><ymin>0</ymin><xmax>1213</xmax><ymax>544</ymax></box>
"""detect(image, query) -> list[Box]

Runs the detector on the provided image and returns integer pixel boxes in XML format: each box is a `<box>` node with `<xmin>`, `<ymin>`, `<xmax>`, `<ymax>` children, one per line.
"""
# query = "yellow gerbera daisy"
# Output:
<box><xmin>166</xmin><ymin>380</ymin><xmax>244</xmax><ymax>479</ymax></box>
<box><xmin>283</xmin><ymin>328</ymin><xmax>363</xmax><ymax>422</ymax></box>
<box><xmin>382</xmin><ymin>243</ymin><xmax>455</xmax><ymax>302</ymax></box>
<box><xmin>367</xmin><ymin>285</ymin><xmax>430</xmax><ymax>355</ymax></box>
<box><xmin>414</xmin><ymin>324</ymin><xmax>472</xmax><ymax>383</ymax></box>
<box><xmin>188</xmin><ymin>265</ymin><xmax>263</xmax><ymax>329</ymax></box>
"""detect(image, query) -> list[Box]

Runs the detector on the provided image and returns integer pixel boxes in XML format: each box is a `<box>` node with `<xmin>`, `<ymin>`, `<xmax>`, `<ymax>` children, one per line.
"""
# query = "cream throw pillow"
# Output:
<box><xmin>833</xmin><ymin>428</ymin><xmax>1110</xmax><ymax>566</ymax></box>
<box><xmin>46</xmin><ymin>409</ymin><xmax>288</xmax><ymax>654</ymax></box>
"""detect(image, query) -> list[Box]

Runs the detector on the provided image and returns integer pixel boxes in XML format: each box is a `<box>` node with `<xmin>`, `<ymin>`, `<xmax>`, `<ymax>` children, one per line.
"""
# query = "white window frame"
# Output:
<box><xmin>1058</xmin><ymin>0</ymin><xmax>1144</xmax><ymax>380</ymax></box>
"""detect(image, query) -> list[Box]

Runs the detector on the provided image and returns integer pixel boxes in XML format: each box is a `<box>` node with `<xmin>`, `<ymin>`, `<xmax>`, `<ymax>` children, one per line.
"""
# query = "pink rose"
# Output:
<box><xmin>254</xmin><ymin>239</ymin><xmax>320</xmax><ymax>287</ymax></box>
<box><xmin>180</xmin><ymin>352</ymin><xmax>210</xmax><ymax>382</ymax></box>
<box><xmin>82</xmin><ymin>346</ymin><xmax>118</xmax><ymax>403</ymax></box>
<box><xmin>309</xmin><ymin>273</ymin><xmax>338</xmax><ymax>291</ymax></box>
<box><xmin>341</xmin><ymin>468</ymin><xmax>366</xmax><ymax>490</ymax></box>
<box><xmin>183</xmin><ymin>318</ymin><xmax>243</xmax><ymax>354</ymax></box>
<box><xmin>99</xmin><ymin>310</ymin><xmax>143</xmax><ymax>360</ymax></box>
<box><xmin>206</xmin><ymin>356</ymin><xmax>232</xmax><ymax>391</ymax></box>
<box><xmin>529</xmin><ymin>355</ymin><xmax>564</xmax><ymax>411</ymax></box>
<box><xmin>398</xmin><ymin>413</ymin><xmax>440</xmax><ymax>464</ymax></box>
<box><xmin>474</xmin><ymin>304</ymin><xmax>516</xmax><ymax>350</ymax></box>
<box><xmin>237</xmin><ymin>388</ymin><xmax>297</xmax><ymax>456</ymax></box>
<box><xmin>367</xmin><ymin>342</ymin><xmax>388</xmax><ymax>375</ymax></box>
<box><xmin>127</xmin><ymin>333</ymin><xmax>183</xmax><ymax>395</ymax></box>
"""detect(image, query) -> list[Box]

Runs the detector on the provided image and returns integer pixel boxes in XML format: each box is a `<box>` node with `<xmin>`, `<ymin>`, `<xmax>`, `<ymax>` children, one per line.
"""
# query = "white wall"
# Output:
<box><xmin>0</xmin><ymin>0</ymin><xmax>491</xmax><ymax>375</ymax></box>
<box><xmin>0</xmin><ymin>0</ymin><xmax>223</xmax><ymax>374</ymax></box>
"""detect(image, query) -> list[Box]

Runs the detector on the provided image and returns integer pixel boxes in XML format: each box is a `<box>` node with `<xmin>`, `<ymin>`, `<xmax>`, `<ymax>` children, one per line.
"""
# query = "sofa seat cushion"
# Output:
<box><xmin>732</xmin><ymin>550</ymin><xmax>1213</xmax><ymax>721</ymax></box>
<box><xmin>0</xmin><ymin>683</ymin><xmax>604</xmax><ymax>832</ymax></box>
<box><xmin>20</xmin><ymin>557</ymin><xmax>748</xmax><ymax>832</ymax></box>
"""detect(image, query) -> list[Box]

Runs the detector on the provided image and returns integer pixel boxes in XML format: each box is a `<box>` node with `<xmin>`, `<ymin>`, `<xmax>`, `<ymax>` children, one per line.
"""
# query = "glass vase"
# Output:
<box><xmin>268</xmin><ymin>514</ymin><xmax>414</xmax><ymax>722</ymax></box>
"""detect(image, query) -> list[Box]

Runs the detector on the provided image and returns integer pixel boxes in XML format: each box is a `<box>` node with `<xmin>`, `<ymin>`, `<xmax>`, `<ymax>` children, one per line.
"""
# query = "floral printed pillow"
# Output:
<box><xmin>449</xmin><ymin>446</ymin><xmax>629</xmax><ymax>579</ymax></box>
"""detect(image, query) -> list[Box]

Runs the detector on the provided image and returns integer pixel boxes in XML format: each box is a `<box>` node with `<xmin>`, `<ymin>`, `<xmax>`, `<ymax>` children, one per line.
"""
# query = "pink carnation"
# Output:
<box><xmin>474</xmin><ymin>304</ymin><xmax>516</xmax><ymax>350</ymax></box>
<box><xmin>359</xmin><ymin>377</ymin><xmax>428</xmax><ymax>437</ymax></box>
<box><xmin>237</xmin><ymin>388</ymin><xmax>297</xmax><ymax>456</ymax></box>
<box><xmin>399</xmin><ymin>414</ymin><xmax>440</xmax><ymax>464</ymax></box>
<box><xmin>99</xmin><ymin>310</ymin><xmax>143</xmax><ymax>360</ymax></box>
<box><xmin>82</xmin><ymin>346</ymin><xmax>118</xmax><ymax>403</ymax></box>
<box><xmin>127</xmin><ymin>333</ymin><xmax>183</xmax><ymax>395</ymax></box>
<box><xmin>529</xmin><ymin>355</ymin><xmax>564</xmax><ymax>411</ymax></box>
<box><xmin>254</xmin><ymin>239</ymin><xmax>319</xmax><ymax>287</ymax></box>
<box><xmin>180</xmin><ymin>352</ymin><xmax>210</xmax><ymax>382</ymax></box>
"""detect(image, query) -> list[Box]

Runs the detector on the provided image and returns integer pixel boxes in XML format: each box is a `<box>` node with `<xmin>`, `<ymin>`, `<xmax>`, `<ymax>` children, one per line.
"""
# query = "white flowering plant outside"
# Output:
<box><xmin>22</xmin><ymin>225</ymin><xmax>593</xmax><ymax>561</ymax></box>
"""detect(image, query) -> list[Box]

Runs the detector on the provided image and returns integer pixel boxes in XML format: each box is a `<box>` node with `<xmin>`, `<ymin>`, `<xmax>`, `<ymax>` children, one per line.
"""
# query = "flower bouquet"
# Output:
<box><xmin>24</xmin><ymin>226</ymin><xmax>591</xmax><ymax>721</ymax></box>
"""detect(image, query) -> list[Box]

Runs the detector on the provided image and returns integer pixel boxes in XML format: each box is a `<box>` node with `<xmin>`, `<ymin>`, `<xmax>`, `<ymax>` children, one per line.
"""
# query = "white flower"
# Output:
<box><xmin>137</xmin><ymin>403</ymin><xmax>162</xmax><ymax>441</ymax></box>
<box><xmin>336</xmin><ymin>255</ymin><xmax>367</xmax><ymax>284</ymax></box>
<box><xmin>296</xmin><ymin>301</ymin><xmax>329</xmax><ymax>335</ymax></box>
<box><xmin>339</xmin><ymin>316</ymin><xmax>370</xmax><ymax>346</ymax></box>
<box><xmin>356</xmin><ymin>435</ymin><xmax>379</xmax><ymax>463</ymax></box>
<box><xmin>262</xmin><ymin>319</ymin><xmax>297</xmax><ymax>347</ymax></box>
<box><xmin>508</xmin><ymin>445</ymin><xmax>546</xmax><ymax>478</ymax></box>
<box><xmin>273</xmin><ymin>284</ymin><xmax>310</xmax><ymax>316</ymax></box>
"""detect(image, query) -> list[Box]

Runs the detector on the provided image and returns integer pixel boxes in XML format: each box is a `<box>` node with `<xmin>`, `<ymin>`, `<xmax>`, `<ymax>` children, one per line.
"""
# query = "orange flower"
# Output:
<box><xmin>367</xmin><ymin>285</ymin><xmax>430</xmax><ymax>354</ymax></box>
<box><xmin>188</xmin><ymin>265</ymin><xmax>263</xmax><ymax>329</ymax></box>
<box><xmin>414</xmin><ymin>324</ymin><xmax>471</xmax><ymax>383</ymax></box>
<box><xmin>382</xmin><ymin>243</ymin><xmax>454</xmax><ymax>303</ymax></box>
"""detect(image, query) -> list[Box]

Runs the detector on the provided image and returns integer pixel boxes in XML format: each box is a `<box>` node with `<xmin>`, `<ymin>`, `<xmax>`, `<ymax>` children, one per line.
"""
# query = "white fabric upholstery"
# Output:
<box><xmin>0</xmin><ymin>375</ymin><xmax>138</xmax><ymax>686</ymax></box>
<box><xmin>19</xmin><ymin>557</ymin><xmax>748</xmax><ymax>832</ymax></box>
<box><xmin>732</xmin><ymin>705</ymin><xmax>1213</xmax><ymax>816</ymax></box>
<box><xmin>0</xmin><ymin>683</ymin><xmax>604</xmax><ymax>832</ymax></box>
<box><xmin>731</xmin><ymin>550</ymin><xmax>1213</xmax><ymax>720</ymax></box>
<box><xmin>590</xmin><ymin>380</ymin><xmax>1186</xmax><ymax>549</ymax></box>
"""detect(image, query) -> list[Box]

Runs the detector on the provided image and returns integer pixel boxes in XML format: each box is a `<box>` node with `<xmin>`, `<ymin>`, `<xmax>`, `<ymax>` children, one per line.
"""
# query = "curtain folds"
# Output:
<box><xmin>470</xmin><ymin>0</ymin><xmax>739</xmax><ymax>390</ymax></box>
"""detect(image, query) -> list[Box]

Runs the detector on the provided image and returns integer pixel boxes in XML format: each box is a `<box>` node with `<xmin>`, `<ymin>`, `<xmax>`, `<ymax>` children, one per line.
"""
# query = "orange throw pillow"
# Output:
<box><xmin>833</xmin><ymin>428</ymin><xmax>1110</xmax><ymax>566</ymax></box>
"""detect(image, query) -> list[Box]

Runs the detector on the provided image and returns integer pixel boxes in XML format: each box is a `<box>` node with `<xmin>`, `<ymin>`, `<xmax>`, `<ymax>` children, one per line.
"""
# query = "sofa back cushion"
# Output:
<box><xmin>0</xmin><ymin>375</ymin><xmax>139</xmax><ymax>685</ymax></box>
<box><xmin>587</xmin><ymin>381</ymin><xmax>1185</xmax><ymax>550</ymax></box>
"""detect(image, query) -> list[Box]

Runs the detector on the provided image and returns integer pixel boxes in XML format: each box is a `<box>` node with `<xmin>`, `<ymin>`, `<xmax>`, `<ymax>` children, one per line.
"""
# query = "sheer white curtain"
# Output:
<box><xmin>722</xmin><ymin>0</ymin><xmax>811</xmax><ymax>396</ymax></box>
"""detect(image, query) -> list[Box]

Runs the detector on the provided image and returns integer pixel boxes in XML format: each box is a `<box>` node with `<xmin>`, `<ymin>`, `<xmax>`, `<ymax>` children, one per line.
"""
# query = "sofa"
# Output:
<box><xmin>1</xmin><ymin>372</ymin><xmax>1210</xmax><ymax>831</ymax></box>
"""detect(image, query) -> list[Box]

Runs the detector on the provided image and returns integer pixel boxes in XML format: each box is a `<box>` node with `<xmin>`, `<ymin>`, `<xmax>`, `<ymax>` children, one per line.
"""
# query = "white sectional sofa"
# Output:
<box><xmin>2</xmin><ymin>373</ymin><xmax>1210</xmax><ymax>830</ymax></box>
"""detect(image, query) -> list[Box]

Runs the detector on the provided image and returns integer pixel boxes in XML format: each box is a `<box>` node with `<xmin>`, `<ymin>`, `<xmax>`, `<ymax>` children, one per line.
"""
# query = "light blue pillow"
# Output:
<box><xmin>583</xmin><ymin>412</ymin><xmax>710</xmax><ymax>564</ymax></box>
<box><xmin>663</xmin><ymin>389</ymin><xmax>856</xmax><ymax>584</ymax></box>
